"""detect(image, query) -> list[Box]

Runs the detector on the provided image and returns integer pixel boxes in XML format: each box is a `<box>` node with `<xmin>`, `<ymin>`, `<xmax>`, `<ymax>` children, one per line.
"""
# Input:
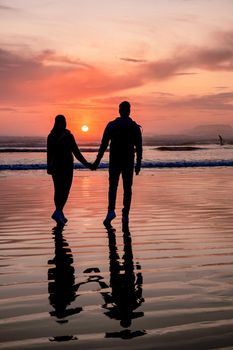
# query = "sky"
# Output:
<box><xmin>1</xmin><ymin>0</ymin><xmax>233</xmax><ymax>141</ymax></box>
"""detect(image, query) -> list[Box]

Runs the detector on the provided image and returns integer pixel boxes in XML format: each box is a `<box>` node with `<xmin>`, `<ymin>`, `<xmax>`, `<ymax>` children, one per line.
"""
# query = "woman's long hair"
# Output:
<box><xmin>51</xmin><ymin>115</ymin><xmax>66</xmax><ymax>134</ymax></box>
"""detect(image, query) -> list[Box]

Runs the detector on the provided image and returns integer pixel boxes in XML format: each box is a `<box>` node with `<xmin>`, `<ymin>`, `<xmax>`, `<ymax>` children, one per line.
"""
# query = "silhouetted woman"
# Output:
<box><xmin>47</xmin><ymin>115</ymin><xmax>91</xmax><ymax>225</ymax></box>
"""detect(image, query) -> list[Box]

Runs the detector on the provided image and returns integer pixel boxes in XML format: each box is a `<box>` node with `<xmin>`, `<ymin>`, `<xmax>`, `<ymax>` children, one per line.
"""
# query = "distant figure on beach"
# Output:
<box><xmin>47</xmin><ymin>115</ymin><xmax>91</xmax><ymax>225</ymax></box>
<box><xmin>92</xmin><ymin>101</ymin><xmax>142</xmax><ymax>225</ymax></box>
<box><xmin>218</xmin><ymin>134</ymin><xmax>224</xmax><ymax>146</ymax></box>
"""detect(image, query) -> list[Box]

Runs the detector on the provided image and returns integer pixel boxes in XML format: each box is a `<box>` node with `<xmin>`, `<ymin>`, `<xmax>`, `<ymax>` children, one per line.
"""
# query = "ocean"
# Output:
<box><xmin>0</xmin><ymin>136</ymin><xmax>233</xmax><ymax>170</ymax></box>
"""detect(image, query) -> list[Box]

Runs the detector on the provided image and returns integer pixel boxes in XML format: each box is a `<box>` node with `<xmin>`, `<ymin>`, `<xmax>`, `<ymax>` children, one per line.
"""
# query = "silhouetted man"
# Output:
<box><xmin>93</xmin><ymin>101</ymin><xmax>142</xmax><ymax>225</ymax></box>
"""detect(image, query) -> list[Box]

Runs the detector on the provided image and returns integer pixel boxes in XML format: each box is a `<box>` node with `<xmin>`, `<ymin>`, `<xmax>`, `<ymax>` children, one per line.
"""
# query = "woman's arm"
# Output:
<box><xmin>47</xmin><ymin>135</ymin><xmax>53</xmax><ymax>174</ymax></box>
<box><xmin>70</xmin><ymin>134</ymin><xmax>90</xmax><ymax>167</ymax></box>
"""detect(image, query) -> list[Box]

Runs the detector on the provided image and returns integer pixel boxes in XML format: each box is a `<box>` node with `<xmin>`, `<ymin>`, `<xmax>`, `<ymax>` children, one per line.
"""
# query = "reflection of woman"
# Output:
<box><xmin>48</xmin><ymin>225</ymin><xmax>82</xmax><ymax>321</ymax></box>
<box><xmin>47</xmin><ymin>115</ymin><xmax>91</xmax><ymax>225</ymax></box>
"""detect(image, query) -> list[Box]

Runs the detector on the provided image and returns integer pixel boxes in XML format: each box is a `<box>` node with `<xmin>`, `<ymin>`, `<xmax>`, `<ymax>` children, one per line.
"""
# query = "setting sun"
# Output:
<box><xmin>81</xmin><ymin>125</ymin><xmax>89</xmax><ymax>132</ymax></box>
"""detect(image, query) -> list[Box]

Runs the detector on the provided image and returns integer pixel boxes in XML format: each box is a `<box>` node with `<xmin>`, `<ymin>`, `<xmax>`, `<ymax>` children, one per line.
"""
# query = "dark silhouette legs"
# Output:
<box><xmin>108</xmin><ymin>164</ymin><xmax>134</xmax><ymax>216</ymax></box>
<box><xmin>52</xmin><ymin>170</ymin><xmax>73</xmax><ymax>211</ymax></box>
<box><xmin>122</xmin><ymin>166</ymin><xmax>133</xmax><ymax>217</ymax></box>
<box><xmin>108</xmin><ymin>166</ymin><xmax>121</xmax><ymax>213</ymax></box>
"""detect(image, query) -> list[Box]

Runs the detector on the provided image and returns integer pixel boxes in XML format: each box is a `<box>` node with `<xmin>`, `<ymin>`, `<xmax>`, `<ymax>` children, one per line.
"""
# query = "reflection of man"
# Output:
<box><xmin>103</xmin><ymin>225</ymin><xmax>144</xmax><ymax>329</ymax></box>
<box><xmin>93</xmin><ymin>101</ymin><xmax>142</xmax><ymax>225</ymax></box>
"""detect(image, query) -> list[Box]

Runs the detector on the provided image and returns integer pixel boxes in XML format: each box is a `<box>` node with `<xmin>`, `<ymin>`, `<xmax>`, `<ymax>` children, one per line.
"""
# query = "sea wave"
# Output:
<box><xmin>1</xmin><ymin>160</ymin><xmax>233</xmax><ymax>171</ymax></box>
<box><xmin>0</xmin><ymin>147</ymin><xmax>101</xmax><ymax>153</ymax></box>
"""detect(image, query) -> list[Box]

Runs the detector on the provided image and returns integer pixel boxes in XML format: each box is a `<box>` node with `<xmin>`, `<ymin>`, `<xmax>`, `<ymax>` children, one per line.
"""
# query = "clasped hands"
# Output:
<box><xmin>86</xmin><ymin>159</ymin><xmax>99</xmax><ymax>171</ymax></box>
<box><xmin>86</xmin><ymin>160</ymin><xmax>141</xmax><ymax>175</ymax></box>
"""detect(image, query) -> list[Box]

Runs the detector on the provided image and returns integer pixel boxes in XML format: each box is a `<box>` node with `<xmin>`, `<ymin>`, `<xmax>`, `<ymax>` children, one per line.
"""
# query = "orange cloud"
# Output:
<box><xmin>1</xmin><ymin>29</ymin><xmax>233</xmax><ymax>137</ymax></box>
<box><xmin>0</xmin><ymin>48</ymin><xmax>144</xmax><ymax>106</ymax></box>
<box><xmin>2</xmin><ymin>30</ymin><xmax>233</xmax><ymax>107</ymax></box>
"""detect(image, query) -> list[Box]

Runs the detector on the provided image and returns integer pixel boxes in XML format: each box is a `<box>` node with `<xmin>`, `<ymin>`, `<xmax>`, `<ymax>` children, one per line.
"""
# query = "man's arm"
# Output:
<box><xmin>135</xmin><ymin>125</ymin><xmax>142</xmax><ymax>175</ymax></box>
<box><xmin>93</xmin><ymin>123</ymin><xmax>111</xmax><ymax>169</ymax></box>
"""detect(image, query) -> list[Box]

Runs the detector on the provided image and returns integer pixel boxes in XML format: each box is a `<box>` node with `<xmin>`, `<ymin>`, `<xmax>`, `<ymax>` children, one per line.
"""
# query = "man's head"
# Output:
<box><xmin>119</xmin><ymin>101</ymin><xmax>131</xmax><ymax>118</ymax></box>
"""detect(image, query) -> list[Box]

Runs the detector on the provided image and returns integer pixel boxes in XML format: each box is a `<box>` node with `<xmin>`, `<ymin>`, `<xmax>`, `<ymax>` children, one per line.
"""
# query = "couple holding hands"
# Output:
<box><xmin>47</xmin><ymin>101</ymin><xmax>142</xmax><ymax>227</ymax></box>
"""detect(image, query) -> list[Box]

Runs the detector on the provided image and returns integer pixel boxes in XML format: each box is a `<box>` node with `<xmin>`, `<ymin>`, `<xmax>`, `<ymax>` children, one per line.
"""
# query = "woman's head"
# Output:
<box><xmin>52</xmin><ymin>115</ymin><xmax>66</xmax><ymax>132</ymax></box>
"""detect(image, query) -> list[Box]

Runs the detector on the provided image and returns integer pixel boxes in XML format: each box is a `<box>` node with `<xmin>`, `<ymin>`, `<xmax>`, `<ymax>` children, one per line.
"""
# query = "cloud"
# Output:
<box><xmin>128</xmin><ymin>31</ymin><xmax>233</xmax><ymax>80</ymax></box>
<box><xmin>0</xmin><ymin>0</ymin><xmax>19</xmax><ymax>12</ymax></box>
<box><xmin>214</xmin><ymin>86</ymin><xmax>228</xmax><ymax>90</ymax></box>
<box><xmin>36</xmin><ymin>49</ymin><xmax>92</xmax><ymax>68</ymax></box>
<box><xmin>0</xmin><ymin>48</ymin><xmax>52</xmax><ymax>81</ymax></box>
<box><xmin>166</xmin><ymin>92</ymin><xmax>233</xmax><ymax>111</ymax></box>
<box><xmin>127</xmin><ymin>90</ymin><xmax>233</xmax><ymax>113</ymax></box>
<box><xmin>0</xmin><ymin>48</ymin><xmax>92</xmax><ymax>77</ymax></box>
<box><xmin>91</xmin><ymin>96</ymin><xmax>137</xmax><ymax>109</ymax></box>
<box><xmin>140</xmin><ymin>45</ymin><xmax>233</xmax><ymax>80</ymax></box>
<box><xmin>151</xmin><ymin>92</ymin><xmax>175</xmax><ymax>97</ymax></box>
<box><xmin>0</xmin><ymin>107</ymin><xmax>18</xmax><ymax>112</ymax></box>
<box><xmin>2</xmin><ymin>29</ymin><xmax>233</xmax><ymax>109</ymax></box>
<box><xmin>174</xmin><ymin>72</ymin><xmax>198</xmax><ymax>76</ymax></box>
<box><xmin>99</xmin><ymin>91</ymin><xmax>233</xmax><ymax>113</ymax></box>
<box><xmin>0</xmin><ymin>5</ymin><xmax>17</xmax><ymax>11</ymax></box>
<box><xmin>120</xmin><ymin>57</ymin><xmax>147</xmax><ymax>63</ymax></box>
<box><xmin>0</xmin><ymin>47</ymin><xmax>144</xmax><ymax>106</ymax></box>
<box><xmin>171</xmin><ymin>14</ymin><xmax>199</xmax><ymax>23</ymax></box>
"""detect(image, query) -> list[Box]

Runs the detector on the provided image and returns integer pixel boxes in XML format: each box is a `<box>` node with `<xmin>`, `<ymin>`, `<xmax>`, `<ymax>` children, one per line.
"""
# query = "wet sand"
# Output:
<box><xmin>1</xmin><ymin>169</ymin><xmax>233</xmax><ymax>349</ymax></box>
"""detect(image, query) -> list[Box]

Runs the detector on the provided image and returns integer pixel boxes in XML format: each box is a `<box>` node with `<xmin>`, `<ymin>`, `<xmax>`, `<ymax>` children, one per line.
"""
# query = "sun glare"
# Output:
<box><xmin>81</xmin><ymin>125</ymin><xmax>89</xmax><ymax>132</ymax></box>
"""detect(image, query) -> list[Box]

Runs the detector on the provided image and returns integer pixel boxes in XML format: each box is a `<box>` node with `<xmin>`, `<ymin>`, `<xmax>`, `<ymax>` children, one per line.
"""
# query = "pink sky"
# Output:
<box><xmin>1</xmin><ymin>0</ymin><xmax>233</xmax><ymax>141</ymax></box>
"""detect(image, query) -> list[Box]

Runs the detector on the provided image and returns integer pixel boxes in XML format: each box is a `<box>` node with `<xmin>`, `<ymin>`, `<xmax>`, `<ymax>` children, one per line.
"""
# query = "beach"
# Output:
<box><xmin>1</xmin><ymin>168</ymin><xmax>233</xmax><ymax>349</ymax></box>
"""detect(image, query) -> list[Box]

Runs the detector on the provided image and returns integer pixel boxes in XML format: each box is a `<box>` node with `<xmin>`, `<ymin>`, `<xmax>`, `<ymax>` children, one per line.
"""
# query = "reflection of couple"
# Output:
<box><xmin>48</xmin><ymin>224</ymin><xmax>145</xmax><ymax>339</ymax></box>
<box><xmin>47</xmin><ymin>101</ymin><xmax>142</xmax><ymax>226</ymax></box>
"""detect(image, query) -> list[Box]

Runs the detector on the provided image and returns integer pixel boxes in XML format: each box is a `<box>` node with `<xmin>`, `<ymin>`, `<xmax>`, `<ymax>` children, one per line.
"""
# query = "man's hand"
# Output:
<box><xmin>135</xmin><ymin>163</ymin><xmax>141</xmax><ymax>175</ymax></box>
